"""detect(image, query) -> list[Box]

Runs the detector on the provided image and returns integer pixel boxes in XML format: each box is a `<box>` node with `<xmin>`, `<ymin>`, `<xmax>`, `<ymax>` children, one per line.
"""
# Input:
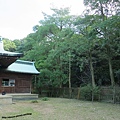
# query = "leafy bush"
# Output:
<box><xmin>31</xmin><ymin>100</ymin><xmax>38</xmax><ymax>103</ymax></box>
<box><xmin>80</xmin><ymin>84</ymin><xmax>100</xmax><ymax>101</ymax></box>
<box><xmin>92</xmin><ymin>86</ymin><xmax>101</xmax><ymax>101</ymax></box>
<box><xmin>80</xmin><ymin>84</ymin><xmax>92</xmax><ymax>100</ymax></box>
<box><xmin>41</xmin><ymin>97</ymin><xmax>49</xmax><ymax>101</ymax></box>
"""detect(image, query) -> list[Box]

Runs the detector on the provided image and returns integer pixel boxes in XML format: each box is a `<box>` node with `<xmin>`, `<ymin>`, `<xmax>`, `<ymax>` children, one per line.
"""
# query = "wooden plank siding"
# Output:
<box><xmin>0</xmin><ymin>72</ymin><xmax>32</xmax><ymax>93</ymax></box>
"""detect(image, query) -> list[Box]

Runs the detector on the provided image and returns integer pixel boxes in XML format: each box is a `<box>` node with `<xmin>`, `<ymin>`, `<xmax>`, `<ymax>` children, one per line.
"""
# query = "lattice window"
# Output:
<box><xmin>2</xmin><ymin>79</ymin><xmax>15</xmax><ymax>87</ymax></box>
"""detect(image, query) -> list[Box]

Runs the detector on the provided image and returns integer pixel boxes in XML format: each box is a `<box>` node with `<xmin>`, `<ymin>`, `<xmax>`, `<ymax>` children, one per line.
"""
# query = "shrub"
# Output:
<box><xmin>41</xmin><ymin>97</ymin><xmax>49</xmax><ymax>101</ymax></box>
<box><xmin>31</xmin><ymin>100</ymin><xmax>38</xmax><ymax>103</ymax></box>
<box><xmin>92</xmin><ymin>86</ymin><xmax>101</xmax><ymax>101</ymax></box>
<box><xmin>80</xmin><ymin>84</ymin><xmax>100</xmax><ymax>101</ymax></box>
<box><xmin>80</xmin><ymin>84</ymin><xmax>92</xmax><ymax>100</ymax></box>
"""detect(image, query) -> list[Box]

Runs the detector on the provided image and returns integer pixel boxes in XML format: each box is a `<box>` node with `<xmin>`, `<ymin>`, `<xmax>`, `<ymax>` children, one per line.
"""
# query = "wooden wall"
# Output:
<box><xmin>0</xmin><ymin>72</ymin><xmax>33</xmax><ymax>93</ymax></box>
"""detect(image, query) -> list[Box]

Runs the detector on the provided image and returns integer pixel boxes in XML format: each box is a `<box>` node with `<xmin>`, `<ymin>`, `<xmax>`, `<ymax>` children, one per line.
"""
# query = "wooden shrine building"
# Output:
<box><xmin>0</xmin><ymin>37</ymin><xmax>39</xmax><ymax>94</ymax></box>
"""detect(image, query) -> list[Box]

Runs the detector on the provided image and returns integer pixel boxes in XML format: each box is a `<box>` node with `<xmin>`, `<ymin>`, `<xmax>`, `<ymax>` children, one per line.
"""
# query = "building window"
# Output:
<box><xmin>2</xmin><ymin>79</ymin><xmax>15</xmax><ymax>86</ymax></box>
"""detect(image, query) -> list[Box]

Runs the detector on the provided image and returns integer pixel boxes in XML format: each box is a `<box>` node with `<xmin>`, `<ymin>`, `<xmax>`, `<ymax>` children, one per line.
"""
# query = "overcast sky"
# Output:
<box><xmin>0</xmin><ymin>0</ymin><xmax>85</xmax><ymax>40</ymax></box>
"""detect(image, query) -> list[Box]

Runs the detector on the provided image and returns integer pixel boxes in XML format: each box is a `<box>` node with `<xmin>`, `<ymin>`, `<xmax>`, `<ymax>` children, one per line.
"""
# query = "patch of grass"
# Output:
<box><xmin>41</xmin><ymin>97</ymin><xmax>49</xmax><ymax>101</ymax></box>
<box><xmin>0</xmin><ymin>98</ymin><xmax>120</xmax><ymax>120</ymax></box>
<box><xmin>31</xmin><ymin>100</ymin><xmax>38</xmax><ymax>103</ymax></box>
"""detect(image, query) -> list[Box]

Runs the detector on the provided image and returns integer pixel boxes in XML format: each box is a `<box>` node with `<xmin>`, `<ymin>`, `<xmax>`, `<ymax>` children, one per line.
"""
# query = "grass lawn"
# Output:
<box><xmin>0</xmin><ymin>98</ymin><xmax>120</xmax><ymax>120</ymax></box>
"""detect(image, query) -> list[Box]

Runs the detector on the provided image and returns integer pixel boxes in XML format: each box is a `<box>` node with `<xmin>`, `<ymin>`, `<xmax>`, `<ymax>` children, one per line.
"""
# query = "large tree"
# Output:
<box><xmin>22</xmin><ymin>8</ymin><xmax>77</xmax><ymax>88</ymax></box>
<box><xmin>74</xmin><ymin>15</ymin><xmax>100</xmax><ymax>88</ymax></box>
<box><xmin>83</xmin><ymin>0</ymin><xmax>120</xmax><ymax>86</ymax></box>
<box><xmin>3</xmin><ymin>38</ymin><xmax>16</xmax><ymax>52</ymax></box>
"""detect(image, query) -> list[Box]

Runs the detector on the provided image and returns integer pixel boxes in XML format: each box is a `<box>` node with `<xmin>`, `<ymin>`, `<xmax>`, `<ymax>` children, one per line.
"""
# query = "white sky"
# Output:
<box><xmin>0</xmin><ymin>0</ymin><xmax>85</xmax><ymax>40</ymax></box>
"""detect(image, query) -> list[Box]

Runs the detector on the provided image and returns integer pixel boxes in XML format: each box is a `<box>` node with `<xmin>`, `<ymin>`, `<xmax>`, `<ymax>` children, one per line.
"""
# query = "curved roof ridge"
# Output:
<box><xmin>15</xmin><ymin>60</ymin><xmax>34</xmax><ymax>65</ymax></box>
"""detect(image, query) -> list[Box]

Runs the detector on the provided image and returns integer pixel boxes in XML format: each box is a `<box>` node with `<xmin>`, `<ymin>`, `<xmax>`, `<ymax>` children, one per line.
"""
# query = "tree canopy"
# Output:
<box><xmin>4</xmin><ymin>4</ymin><xmax>120</xmax><ymax>88</ymax></box>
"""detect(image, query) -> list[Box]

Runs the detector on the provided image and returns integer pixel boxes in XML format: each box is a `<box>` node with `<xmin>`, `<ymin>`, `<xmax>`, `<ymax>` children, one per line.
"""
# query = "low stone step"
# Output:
<box><xmin>0</xmin><ymin>95</ymin><xmax>12</xmax><ymax>104</ymax></box>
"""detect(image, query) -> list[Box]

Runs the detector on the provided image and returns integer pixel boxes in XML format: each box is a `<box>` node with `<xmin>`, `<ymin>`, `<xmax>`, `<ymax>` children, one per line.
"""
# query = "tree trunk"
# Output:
<box><xmin>69</xmin><ymin>50</ymin><xmax>72</xmax><ymax>98</ymax></box>
<box><xmin>99</xmin><ymin>1</ymin><xmax>105</xmax><ymax>21</ymax></box>
<box><xmin>77</xmin><ymin>87</ymin><xmax>80</xmax><ymax>99</ymax></box>
<box><xmin>89</xmin><ymin>51</ymin><xmax>95</xmax><ymax>102</ymax></box>
<box><xmin>108</xmin><ymin>56</ymin><xmax>115</xmax><ymax>86</ymax></box>
<box><xmin>107</xmin><ymin>47</ymin><xmax>115</xmax><ymax>87</ymax></box>
<box><xmin>100</xmin><ymin>1</ymin><xmax>115</xmax><ymax>87</ymax></box>
<box><xmin>69</xmin><ymin>52</ymin><xmax>71</xmax><ymax>89</ymax></box>
<box><xmin>89</xmin><ymin>51</ymin><xmax>96</xmax><ymax>88</ymax></box>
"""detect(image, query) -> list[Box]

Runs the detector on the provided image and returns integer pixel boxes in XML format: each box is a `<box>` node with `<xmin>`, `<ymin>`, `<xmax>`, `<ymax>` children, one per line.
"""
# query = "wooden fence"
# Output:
<box><xmin>37</xmin><ymin>86</ymin><xmax>120</xmax><ymax>103</ymax></box>
<box><xmin>100</xmin><ymin>86</ymin><xmax>120</xmax><ymax>103</ymax></box>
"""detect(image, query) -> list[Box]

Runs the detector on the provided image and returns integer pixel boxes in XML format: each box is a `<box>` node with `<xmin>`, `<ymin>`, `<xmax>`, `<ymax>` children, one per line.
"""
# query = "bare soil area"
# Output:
<box><xmin>0</xmin><ymin>98</ymin><xmax>120</xmax><ymax>120</ymax></box>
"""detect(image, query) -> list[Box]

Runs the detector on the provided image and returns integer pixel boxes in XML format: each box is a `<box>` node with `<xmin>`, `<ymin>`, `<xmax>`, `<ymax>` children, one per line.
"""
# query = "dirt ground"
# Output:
<box><xmin>0</xmin><ymin>98</ymin><xmax>120</xmax><ymax>120</ymax></box>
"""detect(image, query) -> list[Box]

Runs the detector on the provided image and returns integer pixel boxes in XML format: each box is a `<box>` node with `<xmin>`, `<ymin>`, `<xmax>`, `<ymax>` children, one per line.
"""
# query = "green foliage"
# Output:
<box><xmin>41</xmin><ymin>97</ymin><xmax>49</xmax><ymax>101</ymax></box>
<box><xmin>31</xmin><ymin>100</ymin><xmax>38</xmax><ymax>103</ymax></box>
<box><xmin>80</xmin><ymin>84</ymin><xmax>92</xmax><ymax>100</ymax></box>
<box><xmin>80</xmin><ymin>84</ymin><xmax>100</xmax><ymax>101</ymax></box>
<box><xmin>83</xmin><ymin>0</ymin><xmax>120</xmax><ymax>15</ymax></box>
<box><xmin>15</xmin><ymin>6</ymin><xmax>120</xmax><ymax>90</ymax></box>
<box><xmin>3</xmin><ymin>39</ymin><xmax>16</xmax><ymax>52</ymax></box>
